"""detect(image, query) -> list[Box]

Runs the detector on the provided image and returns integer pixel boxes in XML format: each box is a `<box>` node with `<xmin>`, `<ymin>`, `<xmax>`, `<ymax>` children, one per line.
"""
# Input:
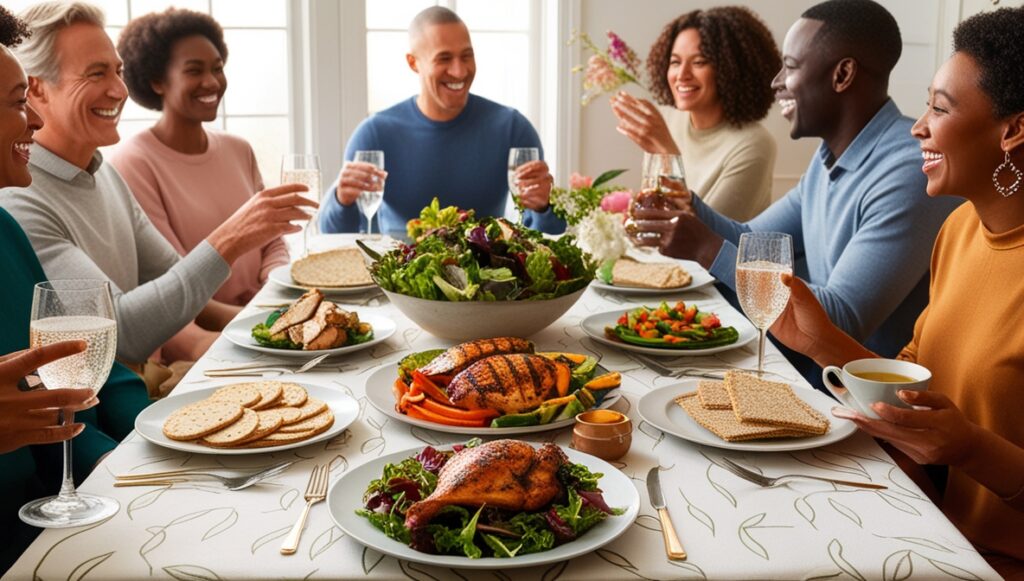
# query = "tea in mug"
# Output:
<box><xmin>851</xmin><ymin>371</ymin><xmax>914</xmax><ymax>383</ymax></box>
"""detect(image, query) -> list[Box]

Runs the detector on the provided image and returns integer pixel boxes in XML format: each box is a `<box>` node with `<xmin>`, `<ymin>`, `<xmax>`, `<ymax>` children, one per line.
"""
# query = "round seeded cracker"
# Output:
<box><xmin>279</xmin><ymin>383</ymin><xmax>308</xmax><ymax>407</ymax></box>
<box><xmin>292</xmin><ymin>397</ymin><xmax>327</xmax><ymax>421</ymax></box>
<box><xmin>208</xmin><ymin>383</ymin><xmax>262</xmax><ymax>408</ymax></box>
<box><xmin>251</xmin><ymin>381</ymin><xmax>284</xmax><ymax>410</ymax></box>
<box><xmin>278</xmin><ymin>409</ymin><xmax>334</xmax><ymax>434</ymax></box>
<box><xmin>201</xmin><ymin>408</ymin><xmax>260</xmax><ymax>446</ymax></box>
<box><xmin>163</xmin><ymin>400</ymin><xmax>244</xmax><ymax>441</ymax></box>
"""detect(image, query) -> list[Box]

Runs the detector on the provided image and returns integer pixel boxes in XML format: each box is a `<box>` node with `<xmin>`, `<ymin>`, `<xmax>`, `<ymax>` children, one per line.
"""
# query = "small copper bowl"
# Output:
<box><xmin>572</xmin><ymin>410</ymin><xmax>632</xmax><ymax>461</ymax></box>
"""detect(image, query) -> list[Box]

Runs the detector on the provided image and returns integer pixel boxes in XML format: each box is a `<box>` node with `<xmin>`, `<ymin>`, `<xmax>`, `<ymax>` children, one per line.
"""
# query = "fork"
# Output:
<box><xmin>631</xmin><ymin>354</ymin><xmax>724</xmax><ymax>380</ymax></box>
<box><xmin>718</xmin><ymin>458</ymin><xmax>887</xmax><ymax>490</ymax></box>
<box><xmin>280</xmin><ymin>464</ymin><xmax>330</xmax><ymax>555</ymax></box>
<box><xmin>204</xmin><ymin>353</ymin><xmax>331</xmax><ymax>377</ymax></box>
<box><xmin>114</xmin><ymin>460</ymin><xmax>294</xmax><ymax>491</ymax></box>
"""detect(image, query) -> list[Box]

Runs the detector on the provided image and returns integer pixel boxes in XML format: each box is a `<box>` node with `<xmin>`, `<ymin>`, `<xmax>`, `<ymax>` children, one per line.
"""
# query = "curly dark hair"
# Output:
<box><xmin>646</xmin><ymin>6</ymin><xmax>780</xmax><ymax>126</ymax></box>
<box><xmin>953</xmin><ymin>7</ymin><xmax>1024</xmax><ymax>119</ymax></box>
<box><xmin>0</xmin><ymin>5</ymin><xmax>31</xmax><ymax>48</ymax></box>
<box><xmin>117</xmin><ymin>8</ymin><xmax>228</xmax><ymax>111</ymax></box>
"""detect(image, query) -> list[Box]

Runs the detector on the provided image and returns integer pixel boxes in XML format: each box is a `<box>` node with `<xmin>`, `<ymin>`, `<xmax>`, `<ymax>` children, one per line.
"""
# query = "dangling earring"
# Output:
<box><xmin>993</xmin><ymin>151</ymin><xmax>1022</xmax><ymax>198</ymax></box>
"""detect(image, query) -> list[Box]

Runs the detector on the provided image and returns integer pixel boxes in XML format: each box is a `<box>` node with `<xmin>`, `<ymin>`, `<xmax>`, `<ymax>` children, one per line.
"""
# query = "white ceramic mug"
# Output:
<box><xmin>821</xmin><ymin>359</ymin><xmax>931</xmax><ymax>419</ymax></box>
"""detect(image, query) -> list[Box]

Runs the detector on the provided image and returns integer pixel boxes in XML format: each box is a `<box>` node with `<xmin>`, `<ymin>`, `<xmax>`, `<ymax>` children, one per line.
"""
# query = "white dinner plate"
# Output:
<box><xmin>223</xmin><ymin>311</ymin><xmax>395</xmax><ymax>357</ymax></box>
<box><xmin>134</xmin><ymin>382</ymin><xmax>358</xmax><ymax>455</ymax></box>
<box><xmin>580</xmin><ymin>301</ymin><xmax>757</xmax><ymax>357</ymax></box>
<box><xmin>363</xmin><ymin>365</ymin><xmax>622</xmax><ymax>435</ymax></box>
<box><xmin>267</xmin><ymin>264</ymin><xmax>378</xmax><ymax>295</ymax></box>
<box><xmin>637</xmin><ymin>379</ymin><xmax>856</xmax><ymax>452</ymax></box>
<box><xmin>328</xmin><ymin>444</ymin><xmax>640</xmax><ymax>569</ymax></box>
<box><xmin>591</xmin><ymin>259</ymin><xmax>715</xmax><ymax>295</ymax></box>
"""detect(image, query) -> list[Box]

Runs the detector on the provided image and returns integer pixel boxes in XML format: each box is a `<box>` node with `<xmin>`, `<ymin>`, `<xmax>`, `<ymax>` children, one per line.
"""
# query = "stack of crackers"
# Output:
<box><xmin>291</xmin><ymin>248</ymin><xmax>373</xmax><ymax>288</ymax></box>
<box><xmin>611</xmin><ymin>258</ymin><xmax>691</xmax><ymax>289</ymax></box>
<box><xmin>162</xmin><ymin>381</ymin><xmax>335</xmax><ymax>448</ymax></box>
<box><xmin>676</xmin><ymin>372</ymin><xmax>829</xmax><ymax>442</ymax></box>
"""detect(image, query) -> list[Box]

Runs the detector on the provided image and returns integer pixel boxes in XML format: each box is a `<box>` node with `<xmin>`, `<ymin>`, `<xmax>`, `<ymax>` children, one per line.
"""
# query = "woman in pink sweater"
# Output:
<box><xmin>109</xmin><ymin>8</ymin><xmax>289</xmax><ymax>362</ymax></box>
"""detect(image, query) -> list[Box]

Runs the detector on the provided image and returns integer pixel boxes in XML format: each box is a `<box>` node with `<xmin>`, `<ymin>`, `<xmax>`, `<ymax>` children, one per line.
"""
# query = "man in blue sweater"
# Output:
<box><xmin>633</xmin><ymin>0</ymin><xmax>961</xmax><ymax>377</ymax></box>
<box><xmin>319</xmin><ymin>6</ymin><xmax>563</xmax><ymax>235</ymax></box>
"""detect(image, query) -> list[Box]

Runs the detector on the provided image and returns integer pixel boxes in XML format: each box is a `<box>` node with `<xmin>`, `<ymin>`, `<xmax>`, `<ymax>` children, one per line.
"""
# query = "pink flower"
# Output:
<box><xmin>569</xmin><ymin>172</ymin><xmax>594</xmax><ymax>190</ymax></box>
<box><xmin>600</xmin><ymin>190</ymin><xmax>633</xmax><ymax>213</ymax></box>
<box><xmin>583</xmin><ymin>55</ymin><xmax>618</xmax><ymax>92</ymax></box>
<box><xmin>606</xmin><ymin>31</ymin><xmax>640</xmax><ymax>76</ymax></box>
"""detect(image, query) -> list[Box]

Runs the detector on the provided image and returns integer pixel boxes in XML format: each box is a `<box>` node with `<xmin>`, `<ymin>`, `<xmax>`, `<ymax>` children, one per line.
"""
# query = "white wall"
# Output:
<box><xmin>575</xmin><ymin>0</ymin><xmax>952</xmax><ymax>199</ymax></box>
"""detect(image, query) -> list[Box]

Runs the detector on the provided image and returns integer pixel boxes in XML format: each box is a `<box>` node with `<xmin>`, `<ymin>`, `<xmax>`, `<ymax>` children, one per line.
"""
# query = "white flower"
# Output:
<box><xmin>572</xmin><ymin>210</ymin><xmax>627</xmax><ymax>265</ymax></box>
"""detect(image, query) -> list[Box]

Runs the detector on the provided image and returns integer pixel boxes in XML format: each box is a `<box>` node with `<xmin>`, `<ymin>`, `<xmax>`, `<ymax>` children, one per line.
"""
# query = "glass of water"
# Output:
<box><xmin>736</xmin><ymin>232</ymin><xmax>794</xmax><ymax>376</ymax></box>
<box><xmin>281</xmin><ymin>154</ymin><xmax>321</xmax><ymax>255</ymax></box>
<box><xmin>353</xmin><ymin>150</ymin><xmax>385</xmax><ymax>235</ymax></box>
<box><xmin>20</xmin><ymin>279</ymin><xmax>119</xmax><ymax>528</ymax></box>
<box><xmin>508</xmin><ymin>147</ymin><xmax>539</xmax><ymax>223</ymax></box>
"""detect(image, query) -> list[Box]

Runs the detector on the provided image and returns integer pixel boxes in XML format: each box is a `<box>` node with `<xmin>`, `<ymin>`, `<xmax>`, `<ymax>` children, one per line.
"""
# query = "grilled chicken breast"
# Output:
<box><xmin>404</xmin><ymin>440</ymin><xmax>567</xmax><ymax>529</ymax></box>
<box><xmin>446</xmin><ymin>354</ymin><xmax>563</xmax><ymax>414</ymax></box>
<box><xmin>269</xmin><ymin>289</ymin><xmax>323</xmax><ymax>335</ymax></box>
<box><xmin>417</xmin><ymin>337</ymin><xmax>534</xmax><ymax>377</ymax></box>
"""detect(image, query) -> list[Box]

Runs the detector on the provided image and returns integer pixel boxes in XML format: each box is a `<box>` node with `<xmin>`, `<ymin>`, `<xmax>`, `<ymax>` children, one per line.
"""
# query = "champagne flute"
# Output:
<box><xmin>508</xmin><ymin>147</ymin><xmax>539</xmax><ymax>223</ymax></box>
<box><xmin>281</xmin><ymin>154</ymin><xmax>322</xmax><ymax>256</ymax></box>
<box><xmin>20</xmin><ymin>280</ymin><xmax>119</xmax><ymax>528</ymax></box>
<box><xmin>626</xmin><ymin>153</ymin><xmax>687</xmax><ymax>244</ymax></box>
<box><xmin>640</xmin><ymin>152</ymin><xmax>685</xmax><ymax>191</ymax></box>
<box><xmin>353</xmin><ymin>150</ymin><xmax>385</xmax><ymax>236</ymax></box>
<box><xmin>736</xmin><ymin>232</ymin><xmax>794</xmax><ymax>377</ymax></box>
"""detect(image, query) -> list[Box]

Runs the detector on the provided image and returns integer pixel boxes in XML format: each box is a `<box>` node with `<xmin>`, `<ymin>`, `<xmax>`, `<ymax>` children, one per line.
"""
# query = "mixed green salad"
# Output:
<box><xmin>362</xmin><ymin>199</ymin><xmax>595</xmax><ymax>302</ymax></box>
<box><xmin>357</xmin><ymin>441</ymin><xmax>623</xmax><ymax>558</ymax></box>
<box><xmin>606</xmin><ymin>301</ymin><xmax>739</xmax><ymax>349</ymax></box>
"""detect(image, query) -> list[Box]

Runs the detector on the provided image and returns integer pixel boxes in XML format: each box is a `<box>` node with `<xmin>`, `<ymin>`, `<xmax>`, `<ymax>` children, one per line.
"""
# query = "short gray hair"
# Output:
<box><xmin>409</xmin><ymin>6</ymin><xmax>463</xmax><ymax>42</ymax></box>
<box><xmin>14</xmin><ymin>1</ymin><xmax>105</xmax><ymax>84</ymax></box>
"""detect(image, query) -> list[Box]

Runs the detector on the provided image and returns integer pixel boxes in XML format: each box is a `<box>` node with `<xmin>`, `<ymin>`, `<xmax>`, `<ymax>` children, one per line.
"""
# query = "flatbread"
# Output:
<box><xmin>676</xmin><ymin>393</ymin><xmax>809</xmax><ymax>442</ymax></box>
<box><xmin>611</xmin><ymin>258</ymin><xmax>691</xmax><ymax>289</ymax></box>
<box><xmin>696</xmin><ymin>380</ymin><xmax>732</xmax><ymax>410</ymax></box>
<box><xmin>291</xmin><ymin>248</ymin><xmax>372</xmax><ymax>288</ymax></box>
<box><xmin>723</xmin><ymin>372</ymin><xmax>830</xmax><ymax>435</ymax></box>
<box><xmin>163</xmin><ymin>400</ymin><xmax>244</xmax><ymax>441</ymax></box>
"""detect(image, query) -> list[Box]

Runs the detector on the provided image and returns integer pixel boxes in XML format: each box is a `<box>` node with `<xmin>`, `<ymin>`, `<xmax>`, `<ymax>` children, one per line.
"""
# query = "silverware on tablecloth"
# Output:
<box><xmin>646</xmin><ymin>467</ymin><xmax>687</xmax><ymax>560</ymax></box>
<box><xmin>114</xmin><ymin>460</ymin><xmax>294</xmax><ymax>490</ymax></box>
<box><xmin>280</xmin><ymin>464</ymin><xmax>330</xmax><ymax>555</ymax></box>
<box><xmin>632</xmin><ymin>353</ymin><xmax>724</xmax><ymax>380</ymax></box>
<box><xmin>204</xmin><ymin>353</ymin><xmax>331</xmax><ymax>377</ymax></box>
<box><xmin>717</xmin><ymin>458</ymin><xmax>887</xmax><ymax>490</ymax></box>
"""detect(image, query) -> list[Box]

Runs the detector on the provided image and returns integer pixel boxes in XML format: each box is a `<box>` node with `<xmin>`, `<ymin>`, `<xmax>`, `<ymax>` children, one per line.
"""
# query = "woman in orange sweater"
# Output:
<box><xmin>770</xmin><ymin>7</ymin><xmax>1024</xmax><ymax>577</ymax></box>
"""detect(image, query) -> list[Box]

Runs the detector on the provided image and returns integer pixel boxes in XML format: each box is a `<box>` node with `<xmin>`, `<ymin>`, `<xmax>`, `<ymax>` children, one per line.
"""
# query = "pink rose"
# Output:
<box><xmin>601</xmin><ymin>190</ymin><xmax>632</xmax><ymax>213</ymax></box>
<box><xmin>569</xmin><ymin>172</ymin><xmax>594</xmax><ymax>190</ymax></box>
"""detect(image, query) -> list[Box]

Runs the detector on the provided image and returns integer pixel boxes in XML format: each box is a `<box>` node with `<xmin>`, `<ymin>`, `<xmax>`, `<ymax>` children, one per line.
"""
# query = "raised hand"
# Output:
<box><xmin>514</xmin><ymin>160</ymin><xmax>554</xmax><ymax>211</ymax></box>
<box><xmin>208</xmin><ymin>183</ymin><xmax>318</xmax><ymax>264</ymax></box>
<box><xmin>0</xmin><ymin>341</ymin><xmax>98</xmax><ymax>454</ymax></box>
<box><xmin>610</xmin><ymin>91</ymin><xmax>680</xmax><ymax>154</ymax></box>
<box><xmin>335</xmin><ymin>161</ymin><xmax>387</xmax><ymax>206</ymax></box>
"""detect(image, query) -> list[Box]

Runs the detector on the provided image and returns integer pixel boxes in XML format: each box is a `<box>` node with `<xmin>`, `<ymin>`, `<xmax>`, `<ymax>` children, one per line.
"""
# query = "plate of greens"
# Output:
<box><xmin>328</xmin><ymin>442</ymin><xmax>639</xmax><ymax>568</ymax></box>
<box><xmin>223</xmin><ymin>311</ymin><xmax>395</xmax><ymax>357</ymax></box>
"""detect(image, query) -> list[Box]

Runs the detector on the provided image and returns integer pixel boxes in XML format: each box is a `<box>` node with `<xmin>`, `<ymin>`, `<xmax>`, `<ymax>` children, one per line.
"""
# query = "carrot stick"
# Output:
<box><xmin>420</xmin><ymin>398</ymin><xmax>500</xmax><ymax>421</ymax></box>
<box><xmin>410</xmin><ymin>371</ymin><xmax>453</xmax><ymax>405</ymax></box>
<box><xmin>406</xmin><ymin>404</ymin><xmax>488</xmax><ymax>427</ymax></box>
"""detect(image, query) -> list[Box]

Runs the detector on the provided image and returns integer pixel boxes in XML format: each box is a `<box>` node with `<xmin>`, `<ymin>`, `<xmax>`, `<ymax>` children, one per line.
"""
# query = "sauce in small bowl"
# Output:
<box><xmin>572</xmin><ymin>410</ymin><xmax>632</xmax><ymax>461</ymax></box>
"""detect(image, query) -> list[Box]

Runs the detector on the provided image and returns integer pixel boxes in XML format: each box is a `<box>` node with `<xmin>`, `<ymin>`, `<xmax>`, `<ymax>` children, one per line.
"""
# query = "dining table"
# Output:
<box><xmin>2</xmin><ymin>236</ymin><xmax>1001</xmax><ymax>581</ymax></box>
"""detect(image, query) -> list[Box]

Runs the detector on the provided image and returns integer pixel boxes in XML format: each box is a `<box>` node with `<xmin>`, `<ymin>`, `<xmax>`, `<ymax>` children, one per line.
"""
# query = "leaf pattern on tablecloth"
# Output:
<box><xmin>411</xmin><ymin>427</ymin><xmax>445</xmax><ymax>446</ymax></box>
<box><xmin>875</xmin><ymin>491</ymin><xmax>922</xmax><ymax>516</ymax></box>
<box><xmin>923</xmin><ymin>556</ymin><xmax>985</xmax><ymax>580</ymax></box>
<box><xmin>636</xmin><ymin>420</ymin><xmax>665</xmax><ymax>449</ymax></box>
<box><xmin>826</xmin><ymin>538</ymin><xmax>866</xmax><ymax>581</ymax></box>
<box><xmin>309</xmin><ymin>525</ymin><xmax>345</xmax><ymax>560</ymax></box>
<box><xmin>362</xmin><ymin>546</ymin><xmax>386</xmax><ymax>574</ymax></box>
<box><xmin>827</xmin><ymin>498</ymin><xmax>862</xmax><ymax>528</ymax></box>
<box><xmin>884</xmin><ymin>466</ymin><xmax>926</xmax><ymax>500</ymax></box>
<box><xmin>162</xmin><ymin>564</ymin><xmax>222</xmax><ymax>580</ymax></box>
<box><xmin>325</xmin><ymin>429</ymin><xmax>353</xmax><ymax>451</ymax></box>
<box><xmin>667</xmin><ymin>559</ymin><xmax>708</xmax><ymax>580</ymax></box>
<box><xmin>201</xmin><ymin>509</ymin><xmax>238</xmax><ymax>540</ymax></box>
<box><xmin>873</xmin><ymin>534</ymin><xmax>954</xmax><ymax>553</ymax></box>
<box><xmin>679</xmin><ymin>488</ymin><xmax>715</xmax><ymax>535</ymax></box>
<box><xmin>267</xmin><ymin>487</ymin><xmax>299</xmax><ymax>513</ymax></box>
<box><xmin>250</xmin><ymin>525</ymin><xmax>291</xmax><ymax>553</ymax></box>
<box><xmin>795</xmin><ymin>496</ymin><xmax>817</xmax><ymax>529</ymax></box>
<box><xmin>737</xmin><ymin>513</ymin><xmax>794</xmax><ymax>561</ymax></box>
<box><xmin>883</xmin><ymin>549</ymin><xmax>914</xmax><ymax>581</ymax></box>
<box><xmin>399</xmin><ymin>559</ymin><xmax>444</xmax><ymax>580</ymax></box>
<box><xmin>792</xmin><ymin>451</ymin><xmax>871</xmax><ymax>479</ymax></box>
<box><xmin>67</xmin><ymin>551</ymin><xmax>114</xmax><ymax>581</ymax></box>
<box><xmin>704</xmin><ymin>461</ymin><xmax>737</xmax><ymax>508</ymax></box>
<box><xmin>634</xmin><ymin>514</ymin><xmax>662</xmax><ymax>531</ymax></box>
<box><xmin>362</xmin><ymin>416</ymin><xmax>388</xmax><ymax>456</ymax></box>
<box><xmin>127</xmin><ymin>484</ymin><xmax>173</xmax><ymax>519</ymax></box>
<box><xmin>138</xmin><ymin>508</ymin><xmax>238</xmax><ymax>574</ymax></box>
<box><xmin>595</xmin><ymin>549</ymin><xmax>641</xmax><ymax>576</ymax></box>
<box><xmin>542</xmin><ymin>560</ymin><xmax>568</xmax><ymax>580</ymax></box>
<box><xmin>32</xmin><ymin>515</ymin><xmax>114</xmax><ymax>580</ymax></box>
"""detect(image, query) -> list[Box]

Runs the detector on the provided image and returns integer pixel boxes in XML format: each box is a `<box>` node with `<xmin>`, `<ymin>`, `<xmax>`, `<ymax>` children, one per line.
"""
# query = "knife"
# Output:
<box><xmin>647</xmin><ymin>467</ymin><xmax>687</xmax><ymax>560</ymax></box>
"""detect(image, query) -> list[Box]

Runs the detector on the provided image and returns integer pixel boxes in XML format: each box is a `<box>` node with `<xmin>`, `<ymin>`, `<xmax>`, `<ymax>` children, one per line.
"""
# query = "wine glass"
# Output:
<box><xmin>508</xmin><ymin>147</ymin><xmax>540</xmax><ymax>223</ymax></box>
<box><xmin>281</xmin><ymin>154</ymin><xmax>322</xmax><ymax>256</ymax></box>
<box><xmin>20</xmin><ymin>279</ymin><xmax>119</xmax><ymax>528</ymax></box>
<box><xmin>736</xmin><ymin>232</ymin><xmax>794</xmax><ymax>377</ymax></box>
<box><xmin>353</xmin><ymin>150</ymin><xmax>385</xmax><ymax>236</ymax></box>
<box><xmin>626</xmin><ymin>153</ymin><xmax>688</xmax><ymax>245</ymax></box>
<box><xmin>640</xmin><ymin>152</ymin><xmax>685</xmax><ymax>191</ymax></box>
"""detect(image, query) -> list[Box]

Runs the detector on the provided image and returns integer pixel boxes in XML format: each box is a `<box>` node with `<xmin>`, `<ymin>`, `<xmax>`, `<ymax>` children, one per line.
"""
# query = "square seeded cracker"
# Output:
<box><xmin>723</xmin><ymin>372</ymin><xmax>830</xmax><ymax>435</ymax></box>
<box><xmin>696</xmin><ymin>380</ymin><xmax>732</xmax><ymax>410</ymax></box>
<box><xmin>675</xmin><ymin>393</ymin><xmax>810</xmax><ymax>442</ymax></box>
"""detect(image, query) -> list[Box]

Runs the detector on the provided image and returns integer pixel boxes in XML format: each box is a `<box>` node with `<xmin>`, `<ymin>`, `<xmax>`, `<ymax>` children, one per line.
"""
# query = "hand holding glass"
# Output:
<box><xmin>736</xmin><ymin>232</ymin><xmax>794</xmax><ymax>377</ymax></box>
<box><xmin>281</xmin><ymin>154</ymin><xmax>321</xmax><ymax>255</ymax></box>
<box><xmin>508</xmin><ymin>147</ymin><xmax>540</xmax><ymax>222</ymax></box>
<box><xmin>20</xmin><ymin>279</ymin><xmax>119</xmax><ymax>528</ymax></box>
<box><xmin>353</xmin><ymin>150</ymin><xmax>385</xmax><ymax>235</ymax></box>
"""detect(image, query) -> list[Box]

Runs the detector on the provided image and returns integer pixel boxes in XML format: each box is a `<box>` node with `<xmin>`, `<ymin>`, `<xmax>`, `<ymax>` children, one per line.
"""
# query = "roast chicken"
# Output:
<box><xmin>446</xmin><ymin>353</ymin><xmax>566</xmax><ymax>414</ymax></box>
<box><xmin>268</xmin><ymin>289</ymin><xmax>366</xmax><ymax>350</ymax></box>
<box><xmin>404</xmin><ymin>440</ymin><xmax>568</xmax><ymax>529</ymax></box>
<box><xmin>417</xmin><ymin>337</ymin><xmax>534</xmax><ymax>376</ymax></box>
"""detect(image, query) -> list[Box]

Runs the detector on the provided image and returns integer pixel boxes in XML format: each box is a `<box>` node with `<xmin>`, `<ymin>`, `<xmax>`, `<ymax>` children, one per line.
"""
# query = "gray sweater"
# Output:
<box><xmin>0</xmin><ymin>145</ymin><xmax>230</xmax><ymax>363</ymax></box>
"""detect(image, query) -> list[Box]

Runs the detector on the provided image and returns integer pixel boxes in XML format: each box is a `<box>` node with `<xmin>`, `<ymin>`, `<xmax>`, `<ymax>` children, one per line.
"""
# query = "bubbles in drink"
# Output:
<box><xmin>29</xmin><ymin>316</ymin><xmax>116</xmax><ymax>391</ymax></box>
<box><xmin>281</xmin><ymin>169</ymin><xmax>322</xmax><ymax>205</ymax></box>
<box><xmin>736</xmin><ymin>261</ymin><xmax>792</xmax><ymax>329</ymax></box>
<box><xmin>357</xmin><ymin>190</ymin><xmax>384</xmax><ymax>218</ymax></box>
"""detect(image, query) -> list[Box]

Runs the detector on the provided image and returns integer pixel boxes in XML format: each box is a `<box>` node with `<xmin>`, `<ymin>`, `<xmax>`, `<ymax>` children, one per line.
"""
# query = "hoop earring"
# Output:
<box><xmin>993</xmin><ymin>151</ymin><xmax>1022</xmax><ymax>198</ymax></box>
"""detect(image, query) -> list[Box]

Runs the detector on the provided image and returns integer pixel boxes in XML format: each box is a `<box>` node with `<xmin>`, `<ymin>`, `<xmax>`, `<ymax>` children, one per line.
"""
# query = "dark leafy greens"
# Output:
<box><xmin>356</xmin><ymin>443</ymin><xmax>622</xmax><ymax>558</ymax></box>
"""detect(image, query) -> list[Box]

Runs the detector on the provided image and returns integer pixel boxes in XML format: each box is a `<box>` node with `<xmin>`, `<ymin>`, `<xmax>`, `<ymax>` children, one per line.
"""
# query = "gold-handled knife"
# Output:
<box><xmin>647</xmin><ymin>466</ymin><xmax>687</xmax><ymax>560</ymax></box>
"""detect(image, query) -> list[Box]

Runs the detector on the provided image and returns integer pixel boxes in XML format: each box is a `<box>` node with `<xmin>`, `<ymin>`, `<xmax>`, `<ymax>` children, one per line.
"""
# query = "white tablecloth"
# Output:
<box><xmin>4</xmin><ymin>254</ymin><xmax>999</xmax><ymax>580</ymax></box>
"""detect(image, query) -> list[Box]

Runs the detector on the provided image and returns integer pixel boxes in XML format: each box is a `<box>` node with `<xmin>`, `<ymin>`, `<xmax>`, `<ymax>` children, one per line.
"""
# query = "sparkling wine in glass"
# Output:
<box><xmin>508</xmin><ymin>147</ymin><xmax>539</xmax><ymax>223</ymax></box>
<box><xmin>281</xmin><ymin>154</ymin><xmax>322</xmax><ymax>256</ymax></box>
<box><xmin>736</xmin><ymin>232</ymin><xmax>794</xmax><ymax>377</ymax></box>
<box><xmin>20</xmin><ymin>279</ymin><xmax>119</xmax><ymax>528</ymax></box>
<box><xmin>640</xmin><ymin>152</ymin><xmax>685</xmax><ymax>191</ymax></box>
<box><xmin>353</xmin><ymin>150</ymin><xmax>385</xmax><ymax>236</ymax></box>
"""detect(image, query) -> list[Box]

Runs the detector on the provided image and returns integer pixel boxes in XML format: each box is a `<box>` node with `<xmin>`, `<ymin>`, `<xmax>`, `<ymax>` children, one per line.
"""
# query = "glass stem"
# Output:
<box><xmin>57</xmin><ymin>410</ymin><xmax>77</xmax><ymax>500</ymax></box>
<box><xmin>756</xmin><ymin>329</ymin><xmax>767</xmax><ymax>377</ymax></box>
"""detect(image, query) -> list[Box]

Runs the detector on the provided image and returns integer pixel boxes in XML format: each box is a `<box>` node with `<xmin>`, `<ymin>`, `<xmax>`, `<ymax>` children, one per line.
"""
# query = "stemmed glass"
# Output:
<box><xmin>508</xmin><ymin>147</ymin><xmax>539</xmax><ymax>223</ymax></box>
<box><xmin>20</xmin><ymin>280</ymin><xmax>119</xmax><ymax>528</ymax></box>
<box><xmin>281</xmin><ymin>154</ymin><xmax>321</xmax><ymax>256</ymax></box>
<box><xmin>736</xmin><ymin>232</ymin><xmax>794</xmax><ymax>377</ymax></box>
<box><xmin>640</xmin><ymin>152</ymin><xmax>685</xmax><ymax>191</ymax></box>
<box><xmin>625</xmin><ymin>153</ymin><xmax>687</xmax><ymax>245</ymax></box>
<box><xmin>353</xmin><ymin>150</ymin><xmax>385</xmax><ymax>236</ymax></box>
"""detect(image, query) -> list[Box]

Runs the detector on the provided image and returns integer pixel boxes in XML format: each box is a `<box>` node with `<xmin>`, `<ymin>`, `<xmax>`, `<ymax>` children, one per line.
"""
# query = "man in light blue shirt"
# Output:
<box><xmin>320</xmin><ymin>6</ymin><xmax>563</xmax><ymax>235</ymax></box>
<box><xmin>634</xmin><ymin>0</ymin><xmax>961</xmax><ymax>365</ymax></box>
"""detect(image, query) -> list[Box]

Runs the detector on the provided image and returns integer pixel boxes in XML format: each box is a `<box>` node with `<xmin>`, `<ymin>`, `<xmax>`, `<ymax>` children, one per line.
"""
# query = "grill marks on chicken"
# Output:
<box><xmin>417</xmin><ymin>337</ymin><xmax>534</xmax><ymax>377</ymax></box>
<box><xmin>447</xmin><ymin>354</ymin><xmax>563</xmax><ymax>414</ymax></box>
<box><xmin>404</xmin><ymin>440</ymin><xmax>568</xmax><ymax>529</ymax></box>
